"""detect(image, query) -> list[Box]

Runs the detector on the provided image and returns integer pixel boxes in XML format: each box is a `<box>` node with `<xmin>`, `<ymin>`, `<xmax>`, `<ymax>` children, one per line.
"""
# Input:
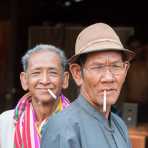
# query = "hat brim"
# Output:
<box><xmin>68</xmin><ymin>47</ymin><xmax>135</xmax><ymax>64</ymax></box>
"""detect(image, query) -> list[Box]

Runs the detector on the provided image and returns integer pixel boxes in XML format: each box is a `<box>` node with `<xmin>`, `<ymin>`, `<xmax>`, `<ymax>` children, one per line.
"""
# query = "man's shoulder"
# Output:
<box><xmin>0</xmin><ymin>109</ymin><xmax>14</xmax><ymax>120</ymax></box>
<box><xmin>0</xmin><ymin>109</ymin><xmax>14</xmax><ymax>129</ymax></box>
<box><xmin>41</xmin><ymin>100</ymin><xmax>82</xmax><ymax>147</ymax></box>
<box><xmin>50</xmin><ymin>100</ymin><xmax>80</xmax><ymax>124</ymax></box>
<box><xmin>111</xmin><ymin>112</ymin><xmax>129</xmax><ymax>141</ymax></box>
<box><xmin>42</xmin><ymin>100</ymin><xmax>80</xmax><ymax>135</ymax></box>
<box><xmin>0</xmin><ymin>110</ymin><xmax>15</xmax><ymax>148</ymax></box>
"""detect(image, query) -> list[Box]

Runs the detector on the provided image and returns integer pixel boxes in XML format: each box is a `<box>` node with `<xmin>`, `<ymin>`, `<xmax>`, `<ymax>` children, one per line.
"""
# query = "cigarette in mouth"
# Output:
<box><xmin>103</xmin><ymin>90</ymin><xmax>107</xmax><ymax>112</ymax></box>
<box><xmin>48</xmin><ymin>89</ymin><xmax>57</xmax><ymax>100</ymax></box>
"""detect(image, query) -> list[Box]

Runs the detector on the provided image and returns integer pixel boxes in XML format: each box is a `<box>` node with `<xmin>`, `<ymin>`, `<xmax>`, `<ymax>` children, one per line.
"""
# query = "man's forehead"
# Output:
<box><xmin>86</xmin><ymin>51</ymin><xmax>122</xmax><ymax>62</ymax></box>
<box><xmin>27</xmin><ymin>51</ymin><xmax>61</xmax><ymax>69</ymax></box>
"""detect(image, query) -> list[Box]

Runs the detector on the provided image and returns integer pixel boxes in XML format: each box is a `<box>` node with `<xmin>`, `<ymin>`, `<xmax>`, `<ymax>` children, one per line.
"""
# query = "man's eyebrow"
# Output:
<box><xmin>89</xmin><ymin>60</ymin><xmax>123</xmax><ymax>65</ymax></box>
<box><xmin>30</xmin><ymin>67</ymin><xmax>41</xmax><ymax>71</ymax></box>
<box><xmin>48</xmin><ymin>67</ymin><xmax>58</xmax><ymax>71</ymax></box>
<box><xmin>30</xmin><ymin>66</ymin><xmax>58</xmax><ymax>70</ymax></box>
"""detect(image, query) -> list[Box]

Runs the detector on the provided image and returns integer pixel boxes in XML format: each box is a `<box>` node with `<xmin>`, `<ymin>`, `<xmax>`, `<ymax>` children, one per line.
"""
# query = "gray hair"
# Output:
<box><xmin>21</xmin><ymin>44</ymin><xmax>67</xmax><ymax>72</ymax></box>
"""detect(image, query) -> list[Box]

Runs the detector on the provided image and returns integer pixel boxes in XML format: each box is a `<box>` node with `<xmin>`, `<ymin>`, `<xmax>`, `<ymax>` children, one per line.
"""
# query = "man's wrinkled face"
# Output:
<box><xmin>20</xmin><ymin>50</ymin><xmax>67</xmax><ymax>103</ymax></box>
<box><xmin>70</xmin><ymin>51</ymin><xmax>129</xmax><ymax>109</ymax></box>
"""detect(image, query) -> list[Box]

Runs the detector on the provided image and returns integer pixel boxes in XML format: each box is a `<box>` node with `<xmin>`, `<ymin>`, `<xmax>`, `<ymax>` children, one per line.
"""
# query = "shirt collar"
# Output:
<box><xmin>75</xmin><ymin>94</ymin><xmax>114</xmax><ymax>132</ymax></box>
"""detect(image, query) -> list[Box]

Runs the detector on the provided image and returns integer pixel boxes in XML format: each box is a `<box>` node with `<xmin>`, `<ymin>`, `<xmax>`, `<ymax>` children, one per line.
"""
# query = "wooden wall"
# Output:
<box><xmin>0</xmin><ymin>21</ymin><xmax>15</xmax><ymax>112</ymax></box>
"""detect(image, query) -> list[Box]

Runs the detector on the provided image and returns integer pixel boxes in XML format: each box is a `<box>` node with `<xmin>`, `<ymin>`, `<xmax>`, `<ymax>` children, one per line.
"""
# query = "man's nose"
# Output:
<box><xmin>40</xmin><ymin>72</ymin><xmax>50</xmax><ymax>84</ymax></box>
<box><xmin>100</xmin><ymin>68</ymin><xmax>115</xmax><ymax>82</ymax></box>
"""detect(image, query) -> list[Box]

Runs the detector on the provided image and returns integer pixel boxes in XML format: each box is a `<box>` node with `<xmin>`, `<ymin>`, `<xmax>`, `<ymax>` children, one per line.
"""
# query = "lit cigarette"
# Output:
<box><xmin>48</xmin><ymin>89</ymin><xmax>57</xmax><ymax>100</ymax></box>
<box><xmin>103</xmin><ymin>90</ymin><xmax>107</xmax><ymax>112</ymax></box>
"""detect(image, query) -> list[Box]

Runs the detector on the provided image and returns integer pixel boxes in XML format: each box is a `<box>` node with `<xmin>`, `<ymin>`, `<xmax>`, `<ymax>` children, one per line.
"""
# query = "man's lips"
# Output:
<box><xmin>37</xmin><ymin>88</ymin><xmax>54</xmax><ymax>90</ymax></box>
<box><xmin>36</xmin><ymin>88</ymin><xmax>53</xmax><ymax>92</ymax></box>
<box><xmin>36</xmin><ymin>88</ymin><xmax>57</xmax><ymax>99</ymax></box>
<box><xmin>100</xmin><ymin>89</ymin><xmax>117</xmax><ymax>93</ymax></box>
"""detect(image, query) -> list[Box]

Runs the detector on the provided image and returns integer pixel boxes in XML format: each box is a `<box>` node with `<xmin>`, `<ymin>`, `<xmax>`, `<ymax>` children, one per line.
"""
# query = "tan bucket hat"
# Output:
<box><xmin>69</xmin><ymin>23</ymin><xmax>135</xmax><ymax>63</ymax></box>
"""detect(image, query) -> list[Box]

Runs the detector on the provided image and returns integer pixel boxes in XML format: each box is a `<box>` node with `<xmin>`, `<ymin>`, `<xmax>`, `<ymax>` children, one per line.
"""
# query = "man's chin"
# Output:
<box><xmin>37</xmin><ymin>97</ymin><xmax>56</xmax><ymax>104</ymax></box>
<box><xmin>97</xmin><ymin>96</ymin><xmax>118</xmax><ymax>106</ymax></box>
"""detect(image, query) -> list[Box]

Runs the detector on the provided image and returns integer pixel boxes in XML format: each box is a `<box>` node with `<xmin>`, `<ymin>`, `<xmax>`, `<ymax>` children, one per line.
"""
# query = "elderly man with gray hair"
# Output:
<box><xmin>0</xmin><ymin>44</ymin><xmax>70</xmax><ymax>148</ymax></box>
<box><xmin>41</xmin><ymin>23</ymin><xmax>135</xmax><ymax>148</ymax></box>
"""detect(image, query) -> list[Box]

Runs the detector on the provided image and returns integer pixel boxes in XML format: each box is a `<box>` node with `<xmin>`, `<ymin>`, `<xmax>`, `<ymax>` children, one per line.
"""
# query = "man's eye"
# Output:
<box><xmin>49</xmin><ymin>71</ymin><xmax>58</xmax><ymax>75</ymax></box>
<box><xmin>49</xmin><ymin>71</ymin><xmax>57</xmax><ymax>74</ymax></box>
<box><xmin>31</xmin><ymin>71</ymin><xmax>40</xmax><ymax>75</ymax></box>
<box><xmin>113</xmin><ymin>63</ymin><xmax>123</xmax><ymax>68</ymax></box>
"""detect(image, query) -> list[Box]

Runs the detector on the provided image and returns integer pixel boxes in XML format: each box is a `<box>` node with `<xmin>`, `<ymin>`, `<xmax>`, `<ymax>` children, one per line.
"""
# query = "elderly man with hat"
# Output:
<box><xmin>41</xmin><ymin>23</ymin><xmax>135</xmax><ymax>148</ymax></box>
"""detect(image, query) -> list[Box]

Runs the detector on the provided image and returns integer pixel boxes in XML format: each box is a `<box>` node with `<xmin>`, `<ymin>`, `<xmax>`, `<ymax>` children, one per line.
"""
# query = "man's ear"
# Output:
<box><xmin>20</xmin><ymin>72</ymin><xmax>28</xmax><ymax>91</ymax></box>
<box><xmin>123</xmin><ymin>62</ymin><xmax>130</xmax><ymax>80</ymax></box>
<box><xmin>62</xmin><ymin>71</ymin><xmax>69</xmax><ymax>89</ymax></box>
<box><xmin>125</xmin><ymin>62</ymin><xmax>130</xmax><ymax>74</ymax></box>
<box><xmin>69</xmin><ymin>64</ymin><xmax>83</xmax><ymax>86</ymax></box>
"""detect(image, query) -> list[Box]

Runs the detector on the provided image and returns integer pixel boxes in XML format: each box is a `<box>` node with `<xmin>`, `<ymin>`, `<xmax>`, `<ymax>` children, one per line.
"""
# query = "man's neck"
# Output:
<box><xmin>31</xmin><ymin>98</ymin><xmax>59</xmax><ymax>124</ymax></box>
<box><xmin>95</xmin><ymin>105</ymin><xmax>111</xmax><ymax>119</ymax></box>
